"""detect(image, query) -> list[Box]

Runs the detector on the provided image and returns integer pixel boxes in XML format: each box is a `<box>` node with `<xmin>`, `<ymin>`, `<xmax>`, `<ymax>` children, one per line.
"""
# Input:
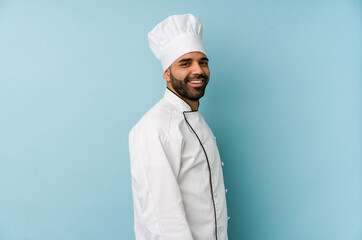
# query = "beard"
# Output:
<box><xmin>169</xmin><ymin>70</ymin><xmax>209</xmax><ymax>101</ymax></box>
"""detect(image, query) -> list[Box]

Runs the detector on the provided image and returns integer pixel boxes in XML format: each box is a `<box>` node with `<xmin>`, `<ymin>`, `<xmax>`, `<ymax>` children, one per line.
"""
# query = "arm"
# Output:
<box><xmin>129</xmin><ymin>129</ymin><xmax>193</xmax><ymax>240</ymax></box>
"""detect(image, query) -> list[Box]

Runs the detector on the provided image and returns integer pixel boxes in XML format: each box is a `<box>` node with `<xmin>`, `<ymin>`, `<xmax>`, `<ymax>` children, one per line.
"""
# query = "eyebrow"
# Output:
<box><xmin>178</xmin><ymin>58</ymin><xmax>192</xmax><ymax>63</ymax></box>
<box><xmin>178</xmin><ymin>57</ymin><xmax>209</xmax><ymax>63</ymax></box>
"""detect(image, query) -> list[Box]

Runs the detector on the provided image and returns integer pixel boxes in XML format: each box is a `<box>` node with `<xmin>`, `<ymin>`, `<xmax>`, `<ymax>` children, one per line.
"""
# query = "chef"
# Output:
<box><xmin>129</xmin><ymin>14</ymin><xmax>228</xmax><ymax>240</ymax></box>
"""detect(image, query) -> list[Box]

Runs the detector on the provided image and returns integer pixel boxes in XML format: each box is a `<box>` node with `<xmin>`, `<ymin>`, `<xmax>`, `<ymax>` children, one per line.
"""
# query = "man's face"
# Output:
<box><xmin>165</xmin><ymin>52</ymin><xmax>210</xmax><ymax>102</ymax></box>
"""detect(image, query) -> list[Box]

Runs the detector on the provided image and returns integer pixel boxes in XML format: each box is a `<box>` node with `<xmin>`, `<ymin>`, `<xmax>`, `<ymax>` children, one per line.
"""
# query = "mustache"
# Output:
<box><xmin>185</xmin><ymin>74</ymin><xmax>208</xmax><ymax>82</ymax></box>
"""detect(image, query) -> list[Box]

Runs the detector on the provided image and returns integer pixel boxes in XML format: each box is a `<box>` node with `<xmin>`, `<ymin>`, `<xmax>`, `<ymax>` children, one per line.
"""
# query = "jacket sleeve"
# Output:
<box><xmin>129</xmin><ymin>128</ymin><xmax>193</xmax><ymax>240</ymax></box>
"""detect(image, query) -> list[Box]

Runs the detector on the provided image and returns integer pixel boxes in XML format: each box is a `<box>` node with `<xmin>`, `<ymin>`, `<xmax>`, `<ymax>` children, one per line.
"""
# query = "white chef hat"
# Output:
<box><xmin>148</xmin><ymin>14</ymin><xmax>206</xmax><ymax>71</ymax></box>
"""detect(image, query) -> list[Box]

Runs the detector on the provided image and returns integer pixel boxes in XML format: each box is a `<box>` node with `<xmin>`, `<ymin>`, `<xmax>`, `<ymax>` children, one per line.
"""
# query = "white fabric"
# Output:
<box><xmin>148</xmin><ymin>14</ymin><xmax>206</xmax><ymax>71</ymax></box>
<box><xmin>129</xmin><ymin>89</ymin><xmax>228</xmax><ymax>240</ymax></box>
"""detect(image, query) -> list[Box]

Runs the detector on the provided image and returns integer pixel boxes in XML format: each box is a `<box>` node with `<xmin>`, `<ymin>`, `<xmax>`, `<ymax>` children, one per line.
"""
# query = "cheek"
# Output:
<box><xmin>175</xmin><ymin>70</ymin><xmax>190</xmax><ymax>79</ymax></box>
<box><xmin>202</xmin><ymin>65</ymin><xmax>210</xmax><ymax>74</ymax></box>
<box><xmin>204</xmin><ymin>68</ymin><xmax>210</xmax><ymax>78</ymax></box>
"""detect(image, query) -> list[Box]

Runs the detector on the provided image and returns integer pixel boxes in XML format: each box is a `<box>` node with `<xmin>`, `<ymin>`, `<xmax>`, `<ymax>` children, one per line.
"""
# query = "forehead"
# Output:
<box><xmin>173</xmin><ymin>51</ymin><xmax>208</xmax><ymax>63</ymax></box>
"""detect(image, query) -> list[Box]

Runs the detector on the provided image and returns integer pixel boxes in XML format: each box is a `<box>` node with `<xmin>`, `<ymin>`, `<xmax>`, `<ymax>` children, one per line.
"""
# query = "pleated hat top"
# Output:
<box><xmin>148</xmin><ymin>14</ymin><xmax>206</xmax><ymax>71</ymax></box>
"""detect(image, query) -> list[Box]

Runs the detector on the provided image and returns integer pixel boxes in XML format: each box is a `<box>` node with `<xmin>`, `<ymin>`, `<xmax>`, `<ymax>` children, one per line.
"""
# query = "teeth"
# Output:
<box><xmin>190</xmin><ymin>80</ymin><xmax>202</xmax><ymax>83</ymax></box>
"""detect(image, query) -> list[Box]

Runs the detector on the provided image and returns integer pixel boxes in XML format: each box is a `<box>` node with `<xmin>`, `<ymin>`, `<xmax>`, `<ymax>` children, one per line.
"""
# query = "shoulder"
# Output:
<box><xmin>129</xmin><ymin>98</ymin><xmax>179</xmax><ymax>142</ymax></box>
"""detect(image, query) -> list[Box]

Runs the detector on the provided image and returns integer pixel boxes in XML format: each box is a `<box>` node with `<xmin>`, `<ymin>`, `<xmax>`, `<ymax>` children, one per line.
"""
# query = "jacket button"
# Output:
<box><xmin>227</xmin><ymin>216</ymin><xmax>231</xmax><ymax>220</ymax></box>
<box><xmin>221</xmin><ymin>162</ymin><xmax>224</xmax><ymax>166</ymax></box>
<box><xmin>225</xmin><ymin>189</ymin><xmax>228</xmax><ymax>193</ymax></box>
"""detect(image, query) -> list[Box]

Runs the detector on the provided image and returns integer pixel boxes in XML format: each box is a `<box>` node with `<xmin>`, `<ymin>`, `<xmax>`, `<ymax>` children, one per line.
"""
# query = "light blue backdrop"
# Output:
<box><xmin>0</xmin><ymin>0</ymin><xmax>361</xmax><ymax>239</ymax></box>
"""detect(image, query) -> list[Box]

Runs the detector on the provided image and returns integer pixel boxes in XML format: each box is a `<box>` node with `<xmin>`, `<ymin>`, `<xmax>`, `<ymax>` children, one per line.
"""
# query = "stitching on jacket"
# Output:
<box><xmin>142</xmin><ymin>134</ymin><xmax>165</xmax><ymax>239</ymax></box>
<box><xmin>166</xmin><ymin>105</ymin><xmax>175</xmax><ymax>140</ymax></box>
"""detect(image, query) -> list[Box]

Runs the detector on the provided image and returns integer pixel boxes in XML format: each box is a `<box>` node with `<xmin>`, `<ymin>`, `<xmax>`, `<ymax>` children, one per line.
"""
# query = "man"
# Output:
<box><xmin>129</xmin><ymin>14</ymin><xmax>228</xmax><ymax>240</ymax></box>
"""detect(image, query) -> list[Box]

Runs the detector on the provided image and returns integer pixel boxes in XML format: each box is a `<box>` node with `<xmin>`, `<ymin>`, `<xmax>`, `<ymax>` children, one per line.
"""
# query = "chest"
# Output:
<box><xmin>178</xmin><ymin>113</ymin><xmax>220</xmax><ymax>177</ymax></box>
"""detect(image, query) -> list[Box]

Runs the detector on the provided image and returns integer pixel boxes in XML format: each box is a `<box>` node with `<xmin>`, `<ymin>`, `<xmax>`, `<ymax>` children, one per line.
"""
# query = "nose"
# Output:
<box><xmin>190</xmin><ymin>62</ymin><xmax>204</xmax><ymax>75</ymax></box>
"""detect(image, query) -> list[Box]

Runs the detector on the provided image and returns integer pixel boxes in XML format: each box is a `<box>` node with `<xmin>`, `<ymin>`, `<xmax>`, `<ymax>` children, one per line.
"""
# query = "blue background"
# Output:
<box><xmin>0</xmin><ymin>0</ymin><xmax>361</xmax><ymax>239</ymax></box>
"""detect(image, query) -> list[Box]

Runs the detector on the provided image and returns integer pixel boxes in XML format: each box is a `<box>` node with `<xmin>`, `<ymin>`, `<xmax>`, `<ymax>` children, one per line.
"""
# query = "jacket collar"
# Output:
<box><xmin>164</xmin><ymin>88</ymin><xmax>193</xmax><ymax>112</ymax></box>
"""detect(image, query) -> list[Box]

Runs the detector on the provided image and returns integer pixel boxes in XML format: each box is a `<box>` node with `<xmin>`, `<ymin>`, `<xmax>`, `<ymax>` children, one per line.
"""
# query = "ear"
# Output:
<box><xmin>163</xmin><ymin>68</ymin><xmax>171</xmax><ymax>82</ymax></box>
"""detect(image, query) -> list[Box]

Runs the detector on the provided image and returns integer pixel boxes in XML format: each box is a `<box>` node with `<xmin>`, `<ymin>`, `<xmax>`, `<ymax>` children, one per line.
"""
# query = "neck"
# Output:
<box><xmin>184</xmin><ymin>98</ymin><xmax>199</xmax><ymax>111</ymax></box>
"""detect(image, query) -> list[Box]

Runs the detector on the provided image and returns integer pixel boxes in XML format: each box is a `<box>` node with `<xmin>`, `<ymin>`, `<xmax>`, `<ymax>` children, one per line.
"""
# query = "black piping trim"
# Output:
<box><xmin>183</xmin><ymin>111</ymin><xmax>218</xmax><ymax>240</ymax></box>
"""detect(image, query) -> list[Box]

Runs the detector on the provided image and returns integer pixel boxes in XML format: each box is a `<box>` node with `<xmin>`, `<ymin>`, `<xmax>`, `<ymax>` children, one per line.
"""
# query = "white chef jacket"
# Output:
<box><xmin>129</xmin><ymin>88</ymin><xmax>228</xmax><ymax>240</ymax></box>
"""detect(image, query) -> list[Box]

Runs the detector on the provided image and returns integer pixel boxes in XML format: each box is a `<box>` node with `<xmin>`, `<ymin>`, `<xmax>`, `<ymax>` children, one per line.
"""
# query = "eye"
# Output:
<box><xmin>180</xmin><ymin>62</ymin><xmax>190</xmax><ymax>67</ymax></box>
<box><xmin>200</xmin><ymin>61</ymin><xmax>208</xmax><ymax>66</ymax></box>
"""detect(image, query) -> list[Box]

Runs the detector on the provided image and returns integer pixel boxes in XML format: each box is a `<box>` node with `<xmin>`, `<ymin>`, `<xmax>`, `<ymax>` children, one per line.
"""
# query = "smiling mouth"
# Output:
<box><xmin>189</xmin><ymin>79</ymin><xmax>203</xmax><ymax>84</ymax></box>
<box><xmin>188</xmin><ymin>79</ymin><xmax>205</xmax><ymax>87</ymax></box>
